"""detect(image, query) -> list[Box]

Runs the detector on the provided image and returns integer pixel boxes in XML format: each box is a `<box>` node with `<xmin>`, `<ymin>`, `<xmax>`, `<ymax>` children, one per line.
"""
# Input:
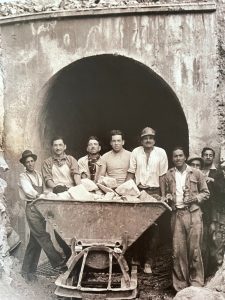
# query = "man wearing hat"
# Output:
<box><xmin>187</xmin><ymin>155</ymin><xmax>204</xmax><ymax>170</ymax></box>
<box><xmin>126</xmin><ymin>126</ymin><xmax>168</xmax><ymax>274</ymax></box>
<box><xmin>19</xmin><ymin>150</ymin><xmax>66</xmax><ymax>281</ymax></box>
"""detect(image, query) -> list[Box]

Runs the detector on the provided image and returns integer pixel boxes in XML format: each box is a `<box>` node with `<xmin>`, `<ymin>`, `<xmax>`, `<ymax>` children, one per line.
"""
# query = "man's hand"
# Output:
<box><xmin>183</xmin><ymin>196</ymin><xmax>198</xmax><ymax>205</ymax></box>
<box><xmin>53</xmin><ymin>185</ymin><xmax>68</xmax><ymax>194</ymax></box>
<box><xmin>161</xmin><ymin>193</ymin><xmax>173</xmax><ymax>203</ymax></box>
<box><xmin>206</xmin><ymin>177</ymin><xmax>214</xmax><ymax>183</ymax></box>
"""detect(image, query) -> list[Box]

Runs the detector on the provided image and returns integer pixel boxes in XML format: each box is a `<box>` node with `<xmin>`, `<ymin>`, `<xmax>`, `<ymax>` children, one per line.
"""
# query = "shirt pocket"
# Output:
<box><xmin>189</xmin><ymin>177</ymin><xmax>198</xmax><ymax>193</ymax></box>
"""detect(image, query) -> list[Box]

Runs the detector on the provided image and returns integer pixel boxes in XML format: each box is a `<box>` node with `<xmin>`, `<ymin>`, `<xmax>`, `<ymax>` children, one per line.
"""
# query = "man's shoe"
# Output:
<box><xmin>54</xmin><ymin>259</ymin><xmax>68</xmax><ymax>273</ymax></box>
<box><xmin>21</xmin><ymin>272</ymin><xmax>37</xmax><ymax>282</ymax></box>
<box><xmin>144</xmin><ymin>263</ymin><xmax>152</xmax><ymax>274</ymax></box>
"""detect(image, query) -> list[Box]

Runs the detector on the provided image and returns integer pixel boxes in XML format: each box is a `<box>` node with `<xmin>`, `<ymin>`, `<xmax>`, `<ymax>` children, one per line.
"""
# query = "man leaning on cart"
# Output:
<box><xmin>18</xmin><ymin>150</ymin><xmax>67</xmax><ymax>282</ymax></box>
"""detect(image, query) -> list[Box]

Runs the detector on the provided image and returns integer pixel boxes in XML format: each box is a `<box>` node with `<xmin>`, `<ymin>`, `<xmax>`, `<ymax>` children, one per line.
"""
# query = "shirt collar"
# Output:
<box><xmin>53</xmin><ymin>154</ymin><xmax>67</xmax><ymax>161</ymax></box>
<box><xmin>173</xmin><ymin>164</ymin><xmax>192</xmax><ymax>174</ymax></box>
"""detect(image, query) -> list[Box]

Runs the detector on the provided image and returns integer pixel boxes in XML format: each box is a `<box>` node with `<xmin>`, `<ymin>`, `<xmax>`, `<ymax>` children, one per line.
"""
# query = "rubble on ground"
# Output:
<box><xmin>0</xmin><ymin>0</ymin><xmax>209</xmax><ymax>18</ymax></box>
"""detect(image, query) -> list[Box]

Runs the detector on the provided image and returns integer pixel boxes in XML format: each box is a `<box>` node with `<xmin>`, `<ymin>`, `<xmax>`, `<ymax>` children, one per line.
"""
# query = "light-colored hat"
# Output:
<box><xmin>141</xmin><ymin>127</ymin><xmax>155</xmax><ymax>137</ymax></box>
<box><xmin>187</xmin><ymin>155</ymin><xmax>203</xmax><ymax>166</ymax></box>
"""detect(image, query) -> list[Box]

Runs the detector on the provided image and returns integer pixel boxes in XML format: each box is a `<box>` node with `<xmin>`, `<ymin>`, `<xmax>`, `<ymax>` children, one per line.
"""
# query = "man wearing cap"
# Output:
<box><xmin>187</xmin><ymin>155</ymin><xmax>204</xmax><ymax>170</ymax></box>
<box><xmin>78</xmin><ymin>136</ymin><xmax>102</xmax><ymax>182</ymax></box>
<box><xmin>126</xmin><ymin>126</ymin><xmax>168</xmax><ymax>274</ymax></box>
<box><xmin>42</xmin><ymin>136</ymin><xmax>81</xmax><ymax>193</ymax></box>
<box><xmin>19</xmin><ymin>150</ymin><xmax>66</xmax><ymax>281</ymax></box>
<box><xmin>163</xmin><ymin>147</ymin><xmax>209</xmax><ymax>291</ymax></box>
<box><xmin>97</xmin><ymin>130</ymin><xmax>130</xmax><ymax>186</ymax></box>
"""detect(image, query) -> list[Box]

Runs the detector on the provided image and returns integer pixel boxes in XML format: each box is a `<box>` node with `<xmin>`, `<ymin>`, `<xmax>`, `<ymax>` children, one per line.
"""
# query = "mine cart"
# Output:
<box><xmin>34</xmin><ymin>198</ymin><xmax>171</xmax><ymax>299</ymax></box>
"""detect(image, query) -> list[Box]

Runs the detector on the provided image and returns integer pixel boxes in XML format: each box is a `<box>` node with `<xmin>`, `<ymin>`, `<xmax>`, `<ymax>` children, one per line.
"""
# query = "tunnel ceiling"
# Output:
<box><xmin>41</xmin><ymin>54</ymin><xmax>189</xmax><ymax>160</ymax></box>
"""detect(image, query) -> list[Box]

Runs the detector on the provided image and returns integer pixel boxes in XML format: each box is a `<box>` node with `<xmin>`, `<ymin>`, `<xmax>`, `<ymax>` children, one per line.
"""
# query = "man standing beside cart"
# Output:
<box><xmin>42</xmin><ymin>136</ymin><xmax>81</xmax><ymax>193</ymax></box>
<box><xmin>19</xmin><ymin>150</ymin><xmax>66</xmax><ymax>282</ymax></box>
<box><xmin>163</xmin><ymin>146</ymin><xmax>209</xmax><ymax>291</ymax></box>
<box><xmin>126</xmin><ymin>127</ymin><xmax>168</xmax><ymax>274</ymax></box>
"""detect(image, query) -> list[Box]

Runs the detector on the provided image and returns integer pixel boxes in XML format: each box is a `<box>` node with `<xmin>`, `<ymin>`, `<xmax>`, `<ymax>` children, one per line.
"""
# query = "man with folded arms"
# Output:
<box><xmin>42</xmin><ymin>136</ymin><xmax>81</xmax><ymax>193</ymax></box>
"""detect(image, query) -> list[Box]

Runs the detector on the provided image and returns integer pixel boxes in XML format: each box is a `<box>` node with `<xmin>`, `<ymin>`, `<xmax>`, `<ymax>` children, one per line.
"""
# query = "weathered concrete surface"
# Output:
<box><xmin>0</xmin><ymin>2</ymin><xmax>219</xmax><ymax>255</ymax></box>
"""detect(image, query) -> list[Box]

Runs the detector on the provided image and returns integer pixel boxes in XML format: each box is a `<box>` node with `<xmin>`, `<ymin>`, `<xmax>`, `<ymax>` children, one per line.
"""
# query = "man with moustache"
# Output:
<box><xmin>163</xmin><ymin>147</ymin><xmax>209</xmax><ymax>291</ymax></box>
<box><xmin>42</xmin><ymin>136</ymin><xmax>81</xmax><ymax>193</ymax></box>
<box><xmin>126</xmin><ymin>127</ymin><xmax>168</xmax><ymax>274</ymax></box>
<box><xmin>78</xmin><ymin>136</ymin><xmax>102</xmax><ymax>182</ymax></box>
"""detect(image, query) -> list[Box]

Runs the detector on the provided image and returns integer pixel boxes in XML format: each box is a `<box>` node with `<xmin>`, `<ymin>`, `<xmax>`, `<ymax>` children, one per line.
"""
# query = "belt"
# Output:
<box><xmin>138</xmin><ymin>186</ymin><xmax>159</xmax><ymax>191</ymax></box>
<box><xmin>175</xmin><ymin>206</ymin><xmax>189</xmax><ymax>211</ymax></box>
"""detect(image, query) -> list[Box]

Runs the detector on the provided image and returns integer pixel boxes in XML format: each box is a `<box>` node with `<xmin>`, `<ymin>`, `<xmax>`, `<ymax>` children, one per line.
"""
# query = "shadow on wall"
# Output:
<box><xmin>40</xmin><ymin>54</ymin><xmax>189</xmax><ymax>164</ymax></box>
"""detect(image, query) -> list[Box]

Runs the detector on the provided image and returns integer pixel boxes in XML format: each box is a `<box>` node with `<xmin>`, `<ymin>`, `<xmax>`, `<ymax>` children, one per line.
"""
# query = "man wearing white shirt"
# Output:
<box><xmin>126</xmin><ymin>127</ymin><xmax>168</xmax><ymax>273</ymax></box>
<box><xmin>19</xmin><ymin>150</ymin><xmax>66</xmax><ymax>282</ymax></box>
<box><xmin>164</xmin><ymin>147</ymin><xmax>209</xmax><ymax>291</ymax></box>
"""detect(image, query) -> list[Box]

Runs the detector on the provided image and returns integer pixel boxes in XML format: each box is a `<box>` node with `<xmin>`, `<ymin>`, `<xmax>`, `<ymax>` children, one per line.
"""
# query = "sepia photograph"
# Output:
<box><xmin>0</xmin><ymin>0</ymin><xmax>224</xmax><ymax>299</ymax></box>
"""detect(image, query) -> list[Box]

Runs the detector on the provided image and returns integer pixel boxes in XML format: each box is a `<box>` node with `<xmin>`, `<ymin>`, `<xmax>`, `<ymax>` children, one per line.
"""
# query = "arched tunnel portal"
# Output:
<box><xmin>40</xmin><ymin>54</ymin><xmax>189</xmax><ymax>163</ymax></box>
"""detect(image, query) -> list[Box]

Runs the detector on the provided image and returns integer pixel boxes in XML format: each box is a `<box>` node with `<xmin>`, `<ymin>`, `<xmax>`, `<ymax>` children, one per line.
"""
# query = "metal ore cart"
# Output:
<box><xmin>34</xmin><ymin>198</ymin><xmax>171</xmax><ymax>299</ymax></box>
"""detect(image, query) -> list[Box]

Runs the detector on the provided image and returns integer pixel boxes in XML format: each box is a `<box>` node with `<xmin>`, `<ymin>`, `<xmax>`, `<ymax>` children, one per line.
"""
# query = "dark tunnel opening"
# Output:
<box><xmin>40</xmin><ymin>54</ymin><xmax>189</xmax><ymax>163</ymax></box>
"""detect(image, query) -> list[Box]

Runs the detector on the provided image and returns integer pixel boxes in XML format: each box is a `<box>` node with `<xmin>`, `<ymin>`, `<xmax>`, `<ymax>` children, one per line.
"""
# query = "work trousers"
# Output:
<box><xmin>132</xmin><ymin>187</ymin><xmax>160</xmax><ymax>265</ymax></box>
<box><xmin>171</xmin><ymin>208</ymin><xmax>204</xmax><ymax>292</ymax></box>
<box><xmin>22</xmin><ymin>203</ymin><xmax>64</xmax><ymax>274</ymax></box>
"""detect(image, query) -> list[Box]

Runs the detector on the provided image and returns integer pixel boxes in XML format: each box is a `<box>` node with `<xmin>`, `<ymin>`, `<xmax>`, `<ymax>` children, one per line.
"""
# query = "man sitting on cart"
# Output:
<box><xmin>78</xmin><ymin>136</ymin><xmax>102</xmax><ymax>182</ymax></box>
<box><xmin>19</xmin><ymin>150</ymin><xmax>67</xmax><ymax>282</ymax></box>
<box><xmin>97</xmin><ymin>130</ymin><xmax>131</xmax><ymax>186</ymax></box>
<box><xmin>42</xmin><ymin>136</ymin><xmax>81</xmax><ymax>193</ymax></box>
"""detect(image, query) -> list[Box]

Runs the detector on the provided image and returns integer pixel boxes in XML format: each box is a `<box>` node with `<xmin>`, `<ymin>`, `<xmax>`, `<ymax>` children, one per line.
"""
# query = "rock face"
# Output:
<box><xmin>173</xmin><ymin>286</ymin><xmax>225</xmax><ymax>300</ymax></box>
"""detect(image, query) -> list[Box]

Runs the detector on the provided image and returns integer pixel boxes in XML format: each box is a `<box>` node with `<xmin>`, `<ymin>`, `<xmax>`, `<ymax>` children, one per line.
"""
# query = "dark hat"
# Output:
<box><xmin>141</xmin><ymin>127</ymin><xmax>155</xmax><ymax>138</ymax></box>
<box><xmin>19</xmin><ymin>150</ymin><xmax>37</xmax><ymax>164</ymax></box>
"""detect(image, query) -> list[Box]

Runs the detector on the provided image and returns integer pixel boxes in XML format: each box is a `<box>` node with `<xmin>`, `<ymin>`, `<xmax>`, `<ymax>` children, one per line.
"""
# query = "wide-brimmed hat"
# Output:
<box><xmin>187</xmin><ymin>155</ymin><xmax>203</xmax><ymax>166</ymax></box>
<box><xmin>19</xmin><ymin>150</ymin><xmax>37</xmax><ymax>164</ymax></box>
<box><xmin>141</xmin><ymin>127</ymin><xmax>155</xmax><ymax>138</ymax></box>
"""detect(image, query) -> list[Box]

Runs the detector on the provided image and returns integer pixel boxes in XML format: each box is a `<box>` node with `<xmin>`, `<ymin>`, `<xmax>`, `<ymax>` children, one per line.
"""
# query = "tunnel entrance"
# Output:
<box><xmin>40</xmin><ymin>54</ymin><xmax>189</xmax><ymax>162</ymax></box>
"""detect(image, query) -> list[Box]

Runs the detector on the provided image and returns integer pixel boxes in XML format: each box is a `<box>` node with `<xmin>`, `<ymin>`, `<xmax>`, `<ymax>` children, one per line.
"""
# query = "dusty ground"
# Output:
<box><xmin>0</xmin><ymin>245</ymin><xmax>175</xmax><ymax>300</ymax></box>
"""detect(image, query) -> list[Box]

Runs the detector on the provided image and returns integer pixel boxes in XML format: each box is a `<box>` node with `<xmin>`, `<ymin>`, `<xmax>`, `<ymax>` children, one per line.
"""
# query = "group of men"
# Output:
<box><xmin>18</xmin><ymin>127</ymin><xmax>225</xmax><ymax>294</ymax></box>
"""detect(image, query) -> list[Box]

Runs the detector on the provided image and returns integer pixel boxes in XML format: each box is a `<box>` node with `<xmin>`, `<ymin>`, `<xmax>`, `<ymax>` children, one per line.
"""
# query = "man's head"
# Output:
<box><xmin>87</xmin><ymin>136</ymin><xmax>101</xmax><ymax>155</ymax></box>
<box><xmin>187</xmin><ymin>155</ymin><xmax>203</xmax><ymax>170</ymax></box>
<box><xmin>110</xmin><ymin>130</ymin><xmax>124</xmax><ymax>153</ymax></box>
<box><xmin>20</xmin><ymin>150</ymin><xmax>37</xmax><ymax>172</ymax></box>
<box><xmin>172</xmin><ymin>146</ymin><xmax>187</xmax><ymax>169</ymax></box>
<box><xmin>51</xmin><ymin>136</ymin><xmax>66</xmax><ymax>156</ymax></box>
<box><xmin>140</xmin><ymin>127</ymin><xmax>156</xmax><ymax>150</ymax></box>
<box><xmin>201</xmin><ymin>147</ymin><xmax>215</xmax><ymax>167</ymax></box>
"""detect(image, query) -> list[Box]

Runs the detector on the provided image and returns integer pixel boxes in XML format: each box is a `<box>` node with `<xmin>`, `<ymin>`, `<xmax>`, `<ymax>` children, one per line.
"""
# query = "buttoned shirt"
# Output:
<box><xmin>19</xmin><ymin>170</ymin><xmax>43</xmax><ymax>202</ymax></box>
<box><xmin>175</xmin><ymin>166</ymin><xmax>189</xmax><ymax>208</ymax></box>
<box><xmin>42</xmin><ymin>154</ymin><xmax>79</xmax><ymax>186</ymax></box>
<box><xmin>78</xmin><ymin>155</ymin><xmax>102</xmax><ymax>181</ymax></box>
<box><xmin>128</xmin><ymin>146</ymin><xmax>168</xmax><ymax>188</ymax></box>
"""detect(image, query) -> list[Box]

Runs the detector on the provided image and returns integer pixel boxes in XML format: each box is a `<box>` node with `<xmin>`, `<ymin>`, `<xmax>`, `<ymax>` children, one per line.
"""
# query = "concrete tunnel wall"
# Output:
<box><xmin>40</xmin><ymin>54</ymin><xmax>189</xmax><ymax>161</ymax></box>
<box><xmin>0</xmin><ymin>5</ymin><xmax>218</xmax><ymax>255</ymax></box>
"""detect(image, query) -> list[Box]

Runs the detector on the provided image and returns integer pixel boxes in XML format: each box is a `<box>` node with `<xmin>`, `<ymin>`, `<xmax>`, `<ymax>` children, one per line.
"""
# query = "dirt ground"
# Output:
<box><xmin>0</xmin><ymin>245</ymin><xmax>175</xmax><ymax>300</ymax></box>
